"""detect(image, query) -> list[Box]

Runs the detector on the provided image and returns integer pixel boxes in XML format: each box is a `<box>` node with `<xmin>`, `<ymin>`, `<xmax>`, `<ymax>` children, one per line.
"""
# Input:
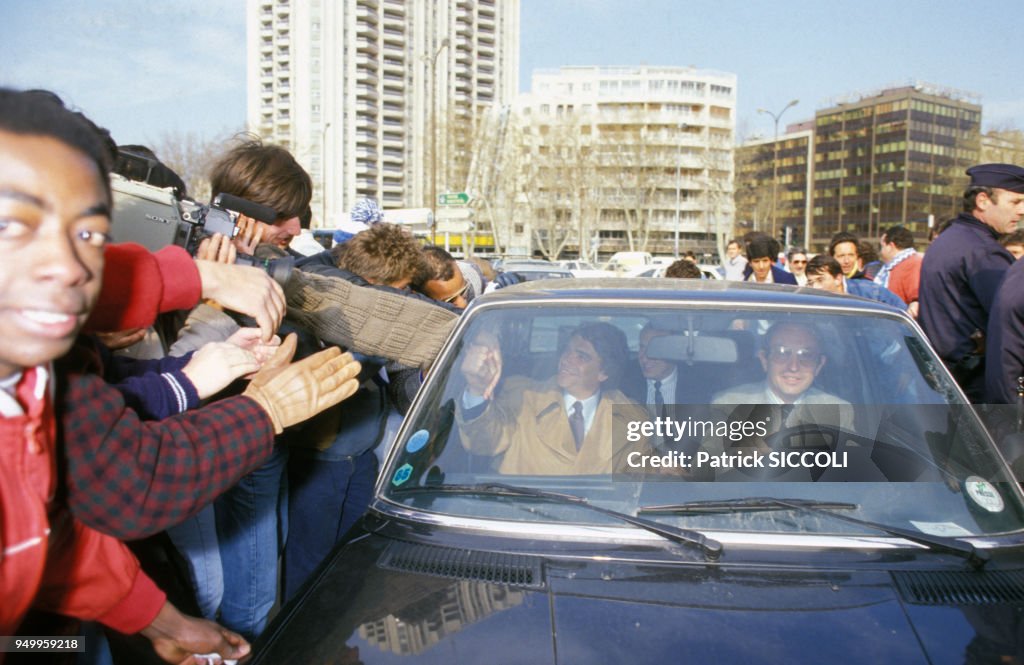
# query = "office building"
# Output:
<box><xmin>811</xmin><ymin>84</ymin><xmax>981</xmax><ymax>248</ymax></box>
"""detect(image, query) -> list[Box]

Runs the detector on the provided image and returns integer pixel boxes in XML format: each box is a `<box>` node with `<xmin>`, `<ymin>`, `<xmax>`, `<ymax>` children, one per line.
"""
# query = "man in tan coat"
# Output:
<box><xmin>456</xmin><ymin>322</ymin><xmax>647</xmax><ymax>475</ymax></box>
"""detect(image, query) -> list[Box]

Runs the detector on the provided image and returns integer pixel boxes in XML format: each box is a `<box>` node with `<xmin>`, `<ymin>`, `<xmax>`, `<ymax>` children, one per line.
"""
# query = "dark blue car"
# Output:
<box><xmin>253</xmin><ymin>279</ymin><xmax>1024</xmax><ymax>664</ymax></box>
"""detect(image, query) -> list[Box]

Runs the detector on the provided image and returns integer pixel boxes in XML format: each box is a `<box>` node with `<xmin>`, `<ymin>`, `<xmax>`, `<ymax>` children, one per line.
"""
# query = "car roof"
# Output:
<box><xmin>473</xmin><ymin>277</ymin><xmax>906</xmax><ymax>314</ymax></box>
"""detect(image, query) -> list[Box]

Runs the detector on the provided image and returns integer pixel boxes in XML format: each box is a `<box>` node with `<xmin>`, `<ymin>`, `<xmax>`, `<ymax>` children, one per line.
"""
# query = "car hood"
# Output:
<box><xmin>254</xmin><ymin>533</ymin><xmax>1024</xmax><ymax>664</ymax></box>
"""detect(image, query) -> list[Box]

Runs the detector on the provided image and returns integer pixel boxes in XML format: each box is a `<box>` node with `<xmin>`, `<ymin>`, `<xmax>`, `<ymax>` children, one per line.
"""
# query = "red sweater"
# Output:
<box><xmin>87</xmin><ymin>243</ymin><xmax>201</xmax><ymax>332</ymax></box>
<box><xmin>0</xmin><ymin>367</ymin><xmax>165</xmax><ymax>645</ymax></box>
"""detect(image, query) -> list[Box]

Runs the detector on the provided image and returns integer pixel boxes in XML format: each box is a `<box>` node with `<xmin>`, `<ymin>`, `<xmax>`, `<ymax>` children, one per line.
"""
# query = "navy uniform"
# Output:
<box><xmin>919</xmin><ymin>164</ymin><xmax>1024</xmax><ymax>402</ymax></box>
<box><xmin>987</xmin><ymin>257</ymin><xmax>1024</xmax><ymax>404</ymax></box>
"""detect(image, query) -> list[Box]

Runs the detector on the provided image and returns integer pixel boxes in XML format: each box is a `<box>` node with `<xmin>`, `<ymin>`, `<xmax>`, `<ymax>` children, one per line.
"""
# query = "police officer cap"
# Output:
<box><xmin>966</xmin><ymin>163</ymin><xmax>1024</xmax><ymax>193</ymax></box>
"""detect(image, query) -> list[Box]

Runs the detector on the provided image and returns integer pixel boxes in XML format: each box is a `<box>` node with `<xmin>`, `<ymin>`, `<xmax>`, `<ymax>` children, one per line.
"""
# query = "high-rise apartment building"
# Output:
<box><xmin>511</xmin><ymin>65</ymin><xmax>736</xmax><ymax>259</ymax></box>
<box><xmin>811</xmin><ymin>84</ymin><xmax>980</xmax><ymax>248</ymax></box>
<box><xmin>246</xmin><ymin>0</ymin><xmax>519</xmax><ymax>226</ymax></box>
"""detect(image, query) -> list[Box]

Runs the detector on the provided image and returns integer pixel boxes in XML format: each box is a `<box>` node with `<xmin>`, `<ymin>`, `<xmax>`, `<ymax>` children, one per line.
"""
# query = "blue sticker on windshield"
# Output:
<box><xmin>392</xmin><ymin>463</ymin><xmax>413</xmax><ymax>486</ymax></box>
<box><xmin>406</xmin><ymin>429</ymin><xmax>429</xmax><ymax>453</ymax></box>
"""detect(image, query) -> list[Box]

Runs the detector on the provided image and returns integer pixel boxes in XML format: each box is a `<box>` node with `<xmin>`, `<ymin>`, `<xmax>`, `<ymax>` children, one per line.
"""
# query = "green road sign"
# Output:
<box><xmin>438</xmin><ymin>192</ymin><xmax>470</xmax><ymax>206</ymax></box>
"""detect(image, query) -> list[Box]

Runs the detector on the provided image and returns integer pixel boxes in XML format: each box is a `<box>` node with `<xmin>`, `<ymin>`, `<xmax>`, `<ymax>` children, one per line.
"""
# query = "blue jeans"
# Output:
<box><xmin>165</xmin><ymin>503</ymin><xmax>222</xmax><ymax>619</ymax></box>
<box><xmin>215</xmin><ymin>445</ymin><xmax>288</xmax><ymax>640</ymax></box>
<box><xmin>283</xmin><ymin>448</ymin><xmax>378</xmax><ymax>602</ymax></box>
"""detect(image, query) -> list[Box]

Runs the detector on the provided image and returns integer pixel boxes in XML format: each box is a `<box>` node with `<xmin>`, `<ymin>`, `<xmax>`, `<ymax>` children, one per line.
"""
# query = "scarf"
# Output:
<box><xmin>874</xmin><ymin>247</ymin><xmax>916</xmax><ymax>288</ymax></box>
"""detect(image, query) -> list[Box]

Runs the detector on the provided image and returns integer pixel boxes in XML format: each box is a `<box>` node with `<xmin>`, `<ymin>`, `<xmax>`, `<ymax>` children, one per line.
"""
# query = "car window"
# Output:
<box><xmin>382</xmin><ymin>303</ymin><xmax>1024</xmax><ymax>539</ymax></box>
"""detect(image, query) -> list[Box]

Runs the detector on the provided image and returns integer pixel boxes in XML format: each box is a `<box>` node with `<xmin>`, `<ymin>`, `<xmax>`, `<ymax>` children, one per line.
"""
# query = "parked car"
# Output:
<box><xmin>623</xmin><ymin>263</ymin><xmax>722</xmax><ymax>280</ymax></box>
<box><xmin>557</xmin><ymin>260</ymin><xmax>616</xmax><ymax>278</ymax></box>
<box><xmin>603</xmin><ymin>251</ymin><xmax>653</xmax><ymax>275</ymax></box>
<box><xmin>253</xmin><ymin>280</ymin><xmax>1024</xmax><ymax>664</ymax></box>
<box><xmin>498</xmin><ymin>261</ymin><xmax>574</xmax><ymax>282</ymax></box>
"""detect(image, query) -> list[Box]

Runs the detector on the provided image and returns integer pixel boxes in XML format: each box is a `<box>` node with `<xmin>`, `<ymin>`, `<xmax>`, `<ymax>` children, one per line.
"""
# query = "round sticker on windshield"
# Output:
<box><xmin>964</xmin><ymin>476</ymin><xmax>1004</xmax><ymax>513</ymax></box>
<box><xmin>406</xmin><ymin>429</ymin><xmax>429</xmax><ymax>453</ymax></box>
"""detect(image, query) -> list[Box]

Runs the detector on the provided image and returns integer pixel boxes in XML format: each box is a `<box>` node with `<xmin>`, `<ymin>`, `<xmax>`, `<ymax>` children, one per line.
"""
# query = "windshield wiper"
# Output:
<box><xmin>392</xmin><ymin>482</ymin><xmax>722</xmax><ymax>561</ymax></box>
<box><xmin>639</xmin><ymin>498</ymin><xmax>858</xmax><ymax>515</ymax></box>
<box><xmin>637</xmin><ymin>497</ymin><xmax>988</xmax><ymax>570</ymax></box>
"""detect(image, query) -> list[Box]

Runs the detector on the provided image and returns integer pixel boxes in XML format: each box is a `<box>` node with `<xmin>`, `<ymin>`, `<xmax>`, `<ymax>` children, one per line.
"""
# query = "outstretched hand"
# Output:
<box><xmin>141</xmin><ymin>601</ymin><xmax>249</xmax><ymax>665</ymax></box>
<box><xmin>242</xmin><ymin>334</ymin><xmax>363</xmax><ymax>433</ymax></box>
<box><xmin>194</xmin><ymin>260</ymin><xmax>286</xmax><ymax>343</ymax></box>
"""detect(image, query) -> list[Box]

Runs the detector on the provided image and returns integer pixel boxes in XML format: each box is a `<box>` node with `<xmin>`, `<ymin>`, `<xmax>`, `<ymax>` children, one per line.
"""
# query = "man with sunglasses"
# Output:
<box><xmin>416</xmin><ymin>245</ymin><xmax>479</xmax><ymax>308</ymax></box>
<box><xmin>704</xmin><ymin>322</ymin><xmax>853</xmax><ymax>478</ymax></box>
<box><xmin>712</xmin><ymin>322</ymin><xmax>847</xmax><ymax>407</ymax></box>
<box><xmin>786</xmin><ymin>248</ymin><xmax>809</xmax><ymax>286</ymax></box>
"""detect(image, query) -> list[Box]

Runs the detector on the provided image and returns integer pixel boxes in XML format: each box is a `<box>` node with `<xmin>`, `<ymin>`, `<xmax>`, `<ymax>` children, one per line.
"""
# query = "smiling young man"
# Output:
<box><xmin>919</xmin><ymin>163</ymin><xmax>1024</xmax><ymax>402</ymax></box>
<box><xmin>743</xmin><ymin>235</ymin><xmax>797</xmax><ymax>285</ymax></box>
<box><xmin>0</xmin><ymin>88</ymin><xmax>362</xmax><ymax>663</ymax></box>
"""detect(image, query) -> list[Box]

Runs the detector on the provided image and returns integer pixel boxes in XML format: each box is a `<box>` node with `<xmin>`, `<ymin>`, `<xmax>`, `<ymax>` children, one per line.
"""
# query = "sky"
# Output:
<box><xmin>3</xmin><ymin>0</ymin><xmax>1023</xmax><ymax>146</ymax></box>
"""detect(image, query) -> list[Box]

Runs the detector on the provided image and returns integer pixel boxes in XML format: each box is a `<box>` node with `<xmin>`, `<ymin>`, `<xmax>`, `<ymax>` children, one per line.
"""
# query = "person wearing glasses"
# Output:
<box><xmin>415</xmin><ymin>245</ymin><xmax>481</xmax><ymax>308</ymax></box>
<box><xmin>804</xmin><ymin>255</ymin><xmax>907</xmax><ymax>311</ymax></box>
<box><xmin>711</xmin><ymin>322</ymin><xmax>846</xmax><ymax>407</ymax></box>
<box><xmin>704</xmin><ymin>321</ymin><xmax>853</xmax><ymax>478</ymax></box>
<box><xmin>786</xmin><ymin>248</ymin><xmax>809</xmax><ymax>286</ymax></box>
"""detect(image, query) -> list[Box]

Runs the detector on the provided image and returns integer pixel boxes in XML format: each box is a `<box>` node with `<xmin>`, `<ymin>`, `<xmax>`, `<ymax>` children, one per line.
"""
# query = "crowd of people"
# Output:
<box><xmin>2</xmin><ymin>83</ymin><xmax>1024</xmax><ymax>664</ymax></box>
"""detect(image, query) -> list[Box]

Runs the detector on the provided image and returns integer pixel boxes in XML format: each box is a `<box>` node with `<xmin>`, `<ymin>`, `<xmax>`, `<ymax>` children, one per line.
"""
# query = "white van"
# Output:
<box><xmin>603</xmin><ymin>251</ymin><xmax>653</xmax><ymax>275</ymax></box>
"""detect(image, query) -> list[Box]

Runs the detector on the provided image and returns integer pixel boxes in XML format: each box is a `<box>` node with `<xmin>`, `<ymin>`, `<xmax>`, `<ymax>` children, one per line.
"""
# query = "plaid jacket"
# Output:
<box><xmin>59</xmin><ymin>368</ymin><xmax>276</xmax><ymax>540</ymax></box>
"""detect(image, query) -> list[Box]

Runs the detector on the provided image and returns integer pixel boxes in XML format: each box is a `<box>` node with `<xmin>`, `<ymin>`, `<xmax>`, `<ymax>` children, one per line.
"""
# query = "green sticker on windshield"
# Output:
<box><xmin>964</xmin><ymin>476</ymin><xmax>1004</xmax><ymax>513</ymax></box>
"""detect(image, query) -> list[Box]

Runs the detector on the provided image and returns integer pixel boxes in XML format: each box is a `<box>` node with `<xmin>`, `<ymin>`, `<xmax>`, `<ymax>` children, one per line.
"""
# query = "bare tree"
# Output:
<box><xmin>150</xmin><ymin>129</ymin><xmax>240</xmax><ymax>202</ymax></box>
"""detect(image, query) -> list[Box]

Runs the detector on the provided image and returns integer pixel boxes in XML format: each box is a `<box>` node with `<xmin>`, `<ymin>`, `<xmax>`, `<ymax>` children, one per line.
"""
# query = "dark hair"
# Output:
<box><xmin>806</xmin><ymin>254</ymin><xmax>842</xmax><ymax>277</ymax></box>
<box><xmin>664</xmin><ymin>259</ymin><xmax>702</xmax><ymax>279</ymax></box>
<box><xmin>0</xmin><ymin>88</ymin><xmax>115</xmax><ymax>199</ymax></box>
<box><xmin>746</xmin><ymin>235</ymin><xmax>779</xmax><ymax>261</ymax></box>
<box><xmin>334</xmin><ymin>223</ymin><xmax>427</xmax><ymax>286</ymax></box>
<box><xmin>828</xmin><ymin>232</ymin><xmax>859</xmax><ymax>257</ymax></box>
<box><xmin>416</xmin><ymin>245</ymin><xmax>458</xmax><ymax>287</ymax></box>
<box><xmin>881</xmin><ymin>225</ymin><xmax>915</xmax><ymax>250</ymax></box>
<box><xmin>208</xmin><ymin>138</ymin><xmax>312</xmax><ymax>220</ymax></box>
<box><xmin>964</xmin><ymin>186</ymin><xmax>996</xmax><ymax>213</ymax></box>
<box><xmin>570</xmin><ymin>322</ymin><xmax>629</xmax><ymax>389</ymax></box>
<box><xmin>1000</xmin><ymin>230</ymin><xmax>1024</xmax><ymax>248</ymax></box>
<box><xmin>786</xmin><ymin>247</ymin><xmax>808</xmax><ymax>262</ymax></box>
<box><xmin>726</xmin><ymin>239</ymin><xmax>742</xmax><ymax>250</ymax></box>
<box><xmin>857</xmin><ymin>240</ymin><xmax>878</xmax><ymax>264</ymax></box>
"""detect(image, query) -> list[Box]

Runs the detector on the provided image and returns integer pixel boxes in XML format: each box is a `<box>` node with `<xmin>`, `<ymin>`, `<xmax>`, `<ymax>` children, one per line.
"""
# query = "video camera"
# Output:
<box><xmin>110</xmin><ymin>171</ymin><xmax>294</xmax><ymax>286</ymax></box>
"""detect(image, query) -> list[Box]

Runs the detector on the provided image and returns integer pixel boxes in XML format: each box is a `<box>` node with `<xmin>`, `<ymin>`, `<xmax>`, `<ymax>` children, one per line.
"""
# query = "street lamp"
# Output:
<box><xmin>673</xmin><ymin>123</ymin><xmax>687</xmax><ymax>259</ymax></box>
<box><xmin>429</xmin><ymin>37</ymin><xmax>450</xmax><ymax>242</ymax></box>
<box><xmin>321</xmin><ymin>121</ymin><xmax>331</xmax><ymax>226</ymax></box>
<box><xmin>757</xmin><ymin>99</ymin><xmax>799</xmax><ymax>239</ymax></box>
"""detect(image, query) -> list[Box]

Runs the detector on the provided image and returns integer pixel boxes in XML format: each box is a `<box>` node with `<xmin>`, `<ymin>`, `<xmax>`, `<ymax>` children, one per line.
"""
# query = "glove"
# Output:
<box><xmin>243</xmin><ymin>334</ymin><xmax>362</xmax><ymax>433</ymax></box>
<box><xmin>493</xmin><ymin>272</ymin><xmax>522</xmax><ymax>289</ymax></box>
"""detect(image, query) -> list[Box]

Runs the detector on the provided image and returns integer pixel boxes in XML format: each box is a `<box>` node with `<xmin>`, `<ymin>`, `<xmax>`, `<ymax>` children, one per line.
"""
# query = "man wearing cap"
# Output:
<box><xmin>919</xmin><ymin>164</ymin><xmax>1024</xmax><ymax>402</ymax></box>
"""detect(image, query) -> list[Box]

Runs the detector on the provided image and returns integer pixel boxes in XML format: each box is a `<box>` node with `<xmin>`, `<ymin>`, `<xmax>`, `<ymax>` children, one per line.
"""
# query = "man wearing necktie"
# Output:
<box><xmin>456</xmin><ymin>322</ymin><xmax>649</xmax><ymax>475</ymax></box>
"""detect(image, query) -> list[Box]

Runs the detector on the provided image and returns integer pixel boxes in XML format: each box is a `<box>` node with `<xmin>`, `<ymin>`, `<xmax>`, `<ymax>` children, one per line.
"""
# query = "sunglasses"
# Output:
<box><xmin>443</xmin><ymin>282</ymin><xmax>470</xmax><ymax>304</ymax></box>
<box><xmin>790</xmin><ymin>259</ymin><xmax>808</xmax><ymax>265</ymax></box>
<box><xmin>766</xmin><ymin>345</ymin><xmax>821</xmax><ymax>369</ymax></box>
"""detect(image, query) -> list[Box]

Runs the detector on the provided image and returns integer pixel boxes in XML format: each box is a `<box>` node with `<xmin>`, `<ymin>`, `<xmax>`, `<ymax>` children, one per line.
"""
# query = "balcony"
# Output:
<box><xmin>355</xmin><ymin>5</ymin><xmax>378</xmax><ymax>20</ymax></box>
<box><xmin>356</xmin><ymin>37</ymin><xmax>378</xmax><ymax>55</ymax></box>
<box><xmin>355</xmin><ymin>54</ymin><xmax>378</xmax><ymax>72</ymax></box>
<box><xmin>356</xmin><ymin>84</ymin><xmax>379</xmax><ymax>101</ymax></box>
<box><xmin>356</xmin><ymin>22</ymin><xmax>379</xmax><ymax>39</ymax></box>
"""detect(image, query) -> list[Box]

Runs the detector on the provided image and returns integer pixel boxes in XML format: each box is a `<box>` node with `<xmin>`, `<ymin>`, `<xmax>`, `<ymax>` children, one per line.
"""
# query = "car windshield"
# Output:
<box><xmin>381</xmin><ymin>301</ymin><xmax>1024</xmax><ymax>541</ymax></box>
